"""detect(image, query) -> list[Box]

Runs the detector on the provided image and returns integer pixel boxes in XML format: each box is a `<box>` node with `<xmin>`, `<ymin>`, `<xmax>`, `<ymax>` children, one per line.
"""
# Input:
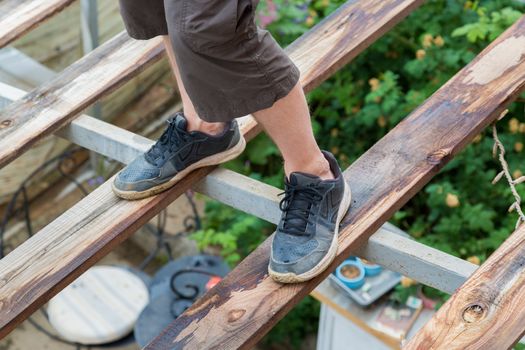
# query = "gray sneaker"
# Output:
<box><xmin>112</xmin><ymin>112</ymin><xmax>245</xmax><ymax>200</ymax></box>
<box><xmin>269</xmin><ymin>151</ymin><xmax>352</xmax><ymax>283</ymax></box>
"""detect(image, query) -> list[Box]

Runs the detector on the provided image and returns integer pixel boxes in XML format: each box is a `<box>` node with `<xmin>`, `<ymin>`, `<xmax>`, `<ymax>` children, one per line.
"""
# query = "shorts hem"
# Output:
<box><xmin>125</xmin><ymin>27</ymin><xmax>168</xmax><ymax>40</ymax></box>
<box><xmin>195</xmin><ymin>64</ymin><xmax>301</xmax><ymax>123</ymax></box>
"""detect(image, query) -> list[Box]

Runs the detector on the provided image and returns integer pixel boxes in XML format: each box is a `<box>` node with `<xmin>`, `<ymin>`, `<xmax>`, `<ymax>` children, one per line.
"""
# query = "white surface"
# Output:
<box><xmin>317</xmin><ymin>302</ymin><xmax>435</xmax><ymax>350</ymax></box>
<box><xmin>48</xmin><ymin>266</ymin><xmax>149</xmax><ymax>345</ymax></box>
<box><xmin>317</xmin><ymin>304</ymin><xmax>391</xmax><ymax>350</ymax></box>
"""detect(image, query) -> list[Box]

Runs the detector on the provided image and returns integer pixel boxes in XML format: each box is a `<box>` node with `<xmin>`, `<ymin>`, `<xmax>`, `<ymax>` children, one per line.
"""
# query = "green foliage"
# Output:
<box><xmin>260</xmin><ymin>296</ymin><xmax>321</xmax><ymax>348</ymax></box>
<box><xmin>191</xmin><ymin>0</ymin><xmax>525</xmax><ymax>348</ymax></box>
<box><xmin>452</xmin><ymin>6</ymin><xmax>523</xmax><ymax>42</ymax></box>
<box><xmin>191</xmin><ymin>200</ymin><xmax>274</xmax><ymax>266</ymax></box>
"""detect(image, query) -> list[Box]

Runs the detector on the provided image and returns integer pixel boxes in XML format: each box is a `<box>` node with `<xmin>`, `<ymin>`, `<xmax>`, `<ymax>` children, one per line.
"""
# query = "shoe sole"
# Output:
<box><xmin>268</xmin><ymin>179</ymin><xmax>352</xmax><ymax>283</ymax></box>
<box><xmin>112</xmin><ymin>135</ymin><xmax>246</xmax><ymax>200</ymax></box>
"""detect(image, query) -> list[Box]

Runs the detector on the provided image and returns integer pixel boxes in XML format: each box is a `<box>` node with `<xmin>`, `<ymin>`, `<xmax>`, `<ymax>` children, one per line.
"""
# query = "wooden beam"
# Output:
<box><xmin>0</xmin><ymin>0</ymin><xmax>76</xmax><ymax>48</ymax></box>
<box><xmin>0</xmin><ymin>80</ymin><xmax>477</xmax><ymax>295</ymax></box>
<box><xmin>404</xmin><ymin>223</ymin><xmax>525</xmax><ymax>350</ymax></box>
<box><xmin>146</xmin><ymin>16</ymin><xmax>525</xmax><ymax>350</ymax></box>
<box><xmin>0</xmin><ymin>74</ymin><xmax>154</xmax><ymax>165</ymax></box>
<box><xmin>0</xmin><ymin>31</ymin><xmax>164</xmax><ymax>170</ymax></box>
<box><xmin>195</xmin><ymin>169</ymin><xmax>477</xmax><ymax>295</ymax></box>
<box><xmin>1</xmin><ymin>80</ymin><xmax>476</xmax><ymax>294</ymax></box>
<box><xmin>0</xmin><ymin>0</ymin><xmax>422</xmax><ymax>337</ymax></box>
<box><xmin>357</xmin><ymin>224</ymin><xmax>476</xmax><ymax>294</ymax></box>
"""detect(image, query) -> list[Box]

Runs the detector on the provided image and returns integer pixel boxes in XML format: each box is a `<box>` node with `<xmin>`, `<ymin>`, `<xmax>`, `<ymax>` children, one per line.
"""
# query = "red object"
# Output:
<box><xmin>206</xmin><ymin>276</ymin><xmax>222</xmax><ymax>290</ymax></box>
<box><xmin>417</xmin><ymin>286</ymin><xmax>438</xmax><ymax>310</ymax></box>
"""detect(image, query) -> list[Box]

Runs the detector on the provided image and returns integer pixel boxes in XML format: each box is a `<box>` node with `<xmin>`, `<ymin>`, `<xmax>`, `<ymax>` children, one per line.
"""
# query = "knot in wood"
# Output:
<box><xmin>462</xmin><ymin>304</ymin><xmax>486</xmax><ymax>323</ymax></box>
<box><xmin>0</xmin><ymin>119</ymin><xmax>12</xmax><ymax>129</ymax></box>
<box><xmin>228</xmin><ymin>309</ymin><xmax>246</xmax><ymax>323</ymax></box>
<box><xmin>427</xmin><ymin>149</ymin><xmax>451</xmax><ymax>165</ymax></box>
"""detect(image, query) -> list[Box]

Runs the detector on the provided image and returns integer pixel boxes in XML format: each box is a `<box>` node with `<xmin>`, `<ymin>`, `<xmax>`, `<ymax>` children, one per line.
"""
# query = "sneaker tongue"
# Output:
<box><xmin>145</xmin><ymin>113</ymin><xmax>187</xmax><ymax>164</ymax></box>
<box><xmin>172</xmin><ymin>112</ymin><xmax>188</xmax><ymax>130</ymax></box>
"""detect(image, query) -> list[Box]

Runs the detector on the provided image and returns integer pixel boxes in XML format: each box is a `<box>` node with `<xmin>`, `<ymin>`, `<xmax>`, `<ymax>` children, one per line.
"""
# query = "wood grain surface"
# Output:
<box><xmin>0</xmin><ymin>32</ymin><xmax>164</xmax><ymax>170</ymax></box>
<box><xmin>146</xmin><ymin>15</ymin><xmax>525</xmax><ymax>350</ymax></box>
<box><xmin>0</xmin><ymin>0</ymin><xmax>75</xmax><ymax>48</ymax></box>
<box><xmin>404</xmin><ymin>222</ymin><xmax>525</xmax><ymax>350</ymax></box>
<box><xmin>0</xmin><ymin>0</ymin><xmax>425</xmax><ymax>338</ymax></box>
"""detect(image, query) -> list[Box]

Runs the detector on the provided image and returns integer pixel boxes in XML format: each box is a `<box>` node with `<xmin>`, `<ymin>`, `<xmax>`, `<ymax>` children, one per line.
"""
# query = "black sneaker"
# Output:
<box><xmin>269</xmin><ymin>151</ymin><xmax>352</xmax><ymax>283</ymax></box>
<box><xmin>112</xmin><ymin>112</ymin><xmax>245</xmax><ymax>200</ymax></box>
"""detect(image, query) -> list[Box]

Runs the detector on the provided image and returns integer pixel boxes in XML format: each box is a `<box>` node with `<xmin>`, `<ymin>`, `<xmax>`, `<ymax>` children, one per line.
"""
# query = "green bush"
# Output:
<box><xmin>191</xmin><ymin>0</ymin><xmax>525</xmax><ymax>347</ymax></box>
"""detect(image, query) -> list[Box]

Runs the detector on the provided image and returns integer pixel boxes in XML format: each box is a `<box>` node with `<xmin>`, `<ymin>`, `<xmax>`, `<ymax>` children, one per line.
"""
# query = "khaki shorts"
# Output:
<box><xmin>119</xmin><ymin>0</ymin><xmax>300</xmax><ymax>122</ymax></box>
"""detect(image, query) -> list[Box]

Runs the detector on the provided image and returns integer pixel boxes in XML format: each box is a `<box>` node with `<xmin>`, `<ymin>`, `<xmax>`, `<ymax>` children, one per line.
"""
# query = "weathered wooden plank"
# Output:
<box><xmin>404</xmin><ymin>223</ymin><xmax>525</xmax><ymax>350</ymax></box>
<box><xmin>0</xmin><ymin>79</ymin><xmax>477</xmax><ymax>293</ymax></box>
<box><xmin>0</xmin><ymin>63</ymin><xmax>168</xmax><ymax>166</ymax></box>
<box><xmin>0</xmin><ymin>80</ymin><xmax>151</xmax><ymax>163</ymax></box>
<box><xmin>2</xmin><ymin>80</ymin><xmax>475</xmax><ymax>294</ymax></box>
<box><xmin>0</xmin><ymin>81</ymin><xmax>152</xmax><ymax>163</ymax></box>
<box><xmin>288</xmin><ymin>0</ymin><xmax>424</xmax><ymax>92</ymax></box>
<box><xmin>196</xmin><ymin>169</ymin><xmax>477</xmax><ymax>294</ymax></box>
<box><xmin>146</xmin><ymin>16</ymin><xmax>525</xmax><ymax>350</ymax></box>
<box><xmin>0</xmin><ymin>0</ymin><xmax>75</xmax><ymax>48</ymax></box>
<box><xmin>0</xmin><ymin>31</ymin><xmax>164</xmax><ymax>170</ymax></box>
<box><xmin>0</xmin><ymin>0</ymin><xmax>421</xmax><ymax>337</ymax></box>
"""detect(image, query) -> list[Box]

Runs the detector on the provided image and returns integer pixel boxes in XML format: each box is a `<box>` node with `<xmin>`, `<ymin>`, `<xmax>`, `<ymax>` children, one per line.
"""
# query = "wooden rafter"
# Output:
<box><xmin>1</xmin><ymin>0</ymin><xmax>524</xmax><ymax>348</ymax></box>
<box><xmin>404</xmin><ymin>223</ymin><xmax>525</xmax><ymax>350</ymax></box>
<box><xmin>0</xmin><ymin>0</ymin><xmax>425</xmax><ymax>338</ymax></box>
<box><xmin>0</xmin><ymin>32</ymin><xmax>164</xmax><ymax>169</ymax></box>
<box><xmin>0</xmin><ymin>0</ymin><xmax>76</xmax><ymax>48</ymax></box>
<box><xmin>146</xmin><ymin>15</ymin><xmax>525</xmax><ymax>350</ymax></box>
<box><xmin>0</xmin><ymin>80</ymin><xmax>479</xmax><ymax>296</ymax></box>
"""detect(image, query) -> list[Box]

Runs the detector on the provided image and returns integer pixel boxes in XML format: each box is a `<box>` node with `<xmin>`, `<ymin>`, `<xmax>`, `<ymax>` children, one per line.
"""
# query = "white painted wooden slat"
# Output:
<box><xmin>0</xmin><ymin>83</ymin><xmax>477</xmax><ymax>295</ymax></box>
<box><xmin>194</xmin><ymin>168</ymin><xmax>477</xmax><ymax>295</ymax></box>
<box><xmin>0</xmin><ymin>83</ymin><xmax>151</xmax><ymax>164</ymax></box>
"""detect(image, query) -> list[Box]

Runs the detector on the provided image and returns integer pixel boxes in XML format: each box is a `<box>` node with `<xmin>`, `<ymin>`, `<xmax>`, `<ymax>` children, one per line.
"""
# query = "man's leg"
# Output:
<box><xmin>163</xmin><ymin>36</ymin><xmax>226</xmax><ymax>136</ymax></box>
<box><xmin>117</xmin><ymin>0</ymin><xmax>350</xmax><ymax>283</ymax></box>
<box><xmin>161</xmin><ymin>30</ymin><xmax>350</xmax><ymax>283</ymax></box>
<box><xmin>164</xmin><ymin>36</ymin><xmax>331</xmax><ymax>180</ymax></box>
<box><xmin>253</xmin><ymin>82</ymin><xmax>333</xmax><ymax>180</ymax></box>
<box><xmin>112</xmin><ymin>36</ymin><xmax>246</xmax><ymax>200</ymax></box>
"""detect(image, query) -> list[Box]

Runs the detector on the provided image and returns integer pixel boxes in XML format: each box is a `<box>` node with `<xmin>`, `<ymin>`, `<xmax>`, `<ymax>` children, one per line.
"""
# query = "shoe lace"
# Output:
<box><xmin>278</xmin><ymin>182</ymin><xmax>324</xmax><ymax>236</ymax></box>
<box><xmin>145</xmin><ymin>119</ymin><xmax>192</xmax><ymax>164</ymax></box>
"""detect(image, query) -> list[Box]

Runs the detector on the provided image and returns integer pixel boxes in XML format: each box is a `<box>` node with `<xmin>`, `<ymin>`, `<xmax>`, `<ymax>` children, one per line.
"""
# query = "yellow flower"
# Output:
<box><xmin>513</xmin><ymin>169</ymin><xmax>523</xmax><ymax>179</ymax></box>
<box><xmin>467</xmin><ymin>256</ymin><xmax>480</xmax><ymax>265</ymax></box>
<box><xmin>422</xmin><ymin>34</ymin><xmax>433</xmax><ymax>48</ymax></box>
<box><xmin>416</xmin><ymin>49</ymin><xmax>426</xmax><ymax>60</ymax></box>
<box><xmin>520</xmin><ymin>123</ymin><xmax>525</xmax><ymax>133</ymax></box>
<box><xmin>515</xmin><ymin>142</ymin><xmax>523</xmax><ymax>152</ymax></box>
<box><xmin>305</xmin><ymin>16</ymin><xmax>314</xmax><ymax>27</ymax></box>
<box><xmin>434</xmin><ymin>35</ymin><xmax>445</xmax><ymax>47</ymax></box>
<box><xmin>509</xmin><ymin>118</ymin><xmax>519</xmax><ymax>133</ymax></box>
<box><xmin>330</xmin><ymin>128</ymin><xmax>339</xmax><ymax>137</ymax></box>
<box><xmin>446</xmin><ymin>193</ymin><xmax>460</xmax><ymax>208</ymax></box>
<box><xmin>377</xmin><ymin>116</ymin><xmax>387</xmax><ymax>128</ymax></box>
<box><xmin>401</xmin><ymin>276</ymin><xmax>417</xmax><ymax>288</ymax></box>
<box><xmin>331</xmin><ymin>146</ymin><xmax>339</xmax><ymax>155</ymax></box>
<box><xmin>369</xmin><ymin>78</ymin><xmax>380</xmax><ymax>91</ymax></box>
